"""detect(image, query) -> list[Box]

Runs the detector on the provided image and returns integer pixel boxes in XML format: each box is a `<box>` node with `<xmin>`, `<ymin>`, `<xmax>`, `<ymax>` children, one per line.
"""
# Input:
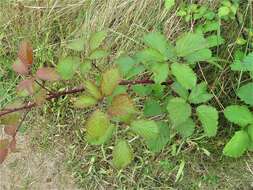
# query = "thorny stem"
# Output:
<box><xmin>0</xmin><ymin>79</ymin><xmax>173</xmax><ymax>117</ymax></box>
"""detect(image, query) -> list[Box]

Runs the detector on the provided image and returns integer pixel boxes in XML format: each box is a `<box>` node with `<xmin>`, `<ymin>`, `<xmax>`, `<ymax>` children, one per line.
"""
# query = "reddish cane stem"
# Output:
<box><xmin>0</xmin><ymin>79</ymin><xmax>173</xmax><ymax>117</ymax></box>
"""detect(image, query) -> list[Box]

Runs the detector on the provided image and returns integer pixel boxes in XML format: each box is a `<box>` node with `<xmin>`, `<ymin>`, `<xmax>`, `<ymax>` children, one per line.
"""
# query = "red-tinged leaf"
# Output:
<box><xmin>36</xmin><ymin>67</ymin><xmax>60</xmax><ymax>81</ymax></box>
<box><xmin>0</xmin><ymin>139</ymin><xmax>9</xmax><ymax>149</ymax></box>
<box><xmin>108</xmin><ymin>94</ymin><xmax>136</xmax><ymax>123</ymax></box>
<box><xmin>16</xmin><ymin>78</ymin><xmax>35</xmax><ymax>96</ymax></box>
<box><xmin>4</xmin><ymin>125</ymin><xmax>17</xmax><ymax>136</ymax></box>
<box><xmin>18</xmin><ymin>41</ymin><xmax>33</xmax><ymax>65</ymax></box>
<box><xmin>9</xmin><ymin>138</ymin><xmax>17</xmax><ymax>152</ymax></box>
<box><xmin>12</xmin><ymin>59</ymin><xmax>29</xmax><ymax>75</ymax></box>
<box><xmin>0</xmin><ymin>149</ymin><xmax>8</xmax><ymax>164</ymax></box>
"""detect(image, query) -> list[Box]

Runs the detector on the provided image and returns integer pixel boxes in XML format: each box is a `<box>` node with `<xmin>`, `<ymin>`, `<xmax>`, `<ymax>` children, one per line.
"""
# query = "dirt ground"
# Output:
<box><xmin>0</xmin><ymin>133</ymin><xmax>78</xmax><ymax>190</ymax></box>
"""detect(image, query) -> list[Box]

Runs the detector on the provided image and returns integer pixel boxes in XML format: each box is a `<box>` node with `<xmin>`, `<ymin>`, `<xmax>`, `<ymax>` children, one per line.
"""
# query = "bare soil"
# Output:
<box><xmin>0</xmin><ymin>133</ymin><xmax>78</xmax><ymax>190</ymax></box>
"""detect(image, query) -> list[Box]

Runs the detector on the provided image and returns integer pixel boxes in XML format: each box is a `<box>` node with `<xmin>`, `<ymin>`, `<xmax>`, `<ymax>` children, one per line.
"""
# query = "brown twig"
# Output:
<box><xmin>34</xmin><ymin>79</ymin><xmax>54</xmax><ymax>94</ymax></box>
<box><xmin>0</xmin><ymin>102</ymin><xmax>36</xmax><ymax>117</ymax></box>
<box><xmin>0</xmin><ymin>79</ymin><xmax>173</xmax><ymax>117</ymax></box>
<box><xmin>46</xmin><ymin>86</ymin><xmax>85</xmax><ymax>100</ymax></box>
<box><xmin>15</xmin><ymin>110</ymin><xmax>30</xmax><ymax>135</ymax></box>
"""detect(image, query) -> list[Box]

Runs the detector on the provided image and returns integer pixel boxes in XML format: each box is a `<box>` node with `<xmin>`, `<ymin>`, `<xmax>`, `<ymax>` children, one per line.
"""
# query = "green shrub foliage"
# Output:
<box><xmin>1</xmin><ymin>1</ymin><xmax>253</xmax><ymax>169</ymax></box>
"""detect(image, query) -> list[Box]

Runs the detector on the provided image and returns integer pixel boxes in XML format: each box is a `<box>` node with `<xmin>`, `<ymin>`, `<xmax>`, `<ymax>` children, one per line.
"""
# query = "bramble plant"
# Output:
<box><xmin>0</xmin><ymin>30</ymin><xmax>222</xmax><ymax>168</ymax></box>
<box><xmin>0</xmin><ymin>1</ymin><xmax>252</xmax><ymax>170</ymax></box>
<box><xmin>223</xmin><ymin>51</ymin><xmax>253</xmax><ymax>157</ymax></box>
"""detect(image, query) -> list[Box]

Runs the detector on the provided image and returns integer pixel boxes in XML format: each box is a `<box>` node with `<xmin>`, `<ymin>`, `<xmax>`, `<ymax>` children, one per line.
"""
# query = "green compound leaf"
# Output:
<box><xmin>151</xmin><ymin>63</ymin><xmax>169</xmax><ymax>84</ymax></box>
<box><xmin>94</xmin><ymin>124</ymin><xmax>115</xmax><ymax>145</ymax></box>
<box><xmin>167</xmin><ymin>97</ymin><xmax>191</xmax><ymax>126</ymax></box>
<box><xmin>171</xmin><ymin>82</ymin><xmax>189</xmax><ymax>100</ymax></box>
<box><xmin>73</xmin><ymin>95</ymin><xmax>97</xmax><ymax>108</ymax></box>
<box><xmin>197</xmin><ymin>105</ymin><xmax>218</xmax><ymax>137</ymax></box>
<box><xmin>109</xmin><ymin>85</ymin><xmax>127</xmax><ymax>98</ymax></box>
<box><xmin>247</xmin><ymin>124</ymin><xmax>253</xmax><ymax>141</ymax></box>
<box><xmin>126</xmin><ymin>65</ymin><xmax>145</xmax><ymax>79</ymax></box>
<box><xmin>175</xmin><ymin>33</ymin><xmax>208</xmax><ymax>57</ymax></box>
<box><xmin>112</xmin><ymin>140</ymin><xmax>133</xmax><ymax>169</ymax></box>
<box><xmin>236</xmin><ymin>37</ymin><xmax>247</xmax><ymax>45</ymax></box>
<box><xmin>223</xmin><ymin>130</ymin><xmax>250</xmax><ymax>158</ymax></box>
<box><xmin>108</xmin><ymin>94</ymin><xmax>136</xmax><ymax>124</ymax></box>
<box><xmin>231</xmin><ymin>52</ymin><xmax>253</xmax><ymax>71</ymax></box>
<box><xmin>56</xmin><ymin>56</ymin><xmax>80</xmax><ymax>80</ymax></box>
<box><xmin>203</xmin><ymin>21</ymin><xmax>219</xmax><ymax>33</ymax></box>
<box><xmin>237</xmin><ymin>83</ymin><xmax>253</xmax><ymax>106</ymax></box>
<box><xmin>171</xmin><ymin>63</ymin><xmax>197</xmax><ymax>90</ymax></box>
<box><xmin>132</xmin><ymin>85</ymin><xmax>152</xmax><ymax>96</ymax></box>
<box><xmin>134</xmin><ymin>48</ymin><xmax>165</xmax><ymax>63</ymax></box>
<box><xmin>84</xmin><ymin>81</ymin><xmax>102</xmax><ymax>100</ymax></box>
<box><xmin>101</xmin><ymin>67</ymin><xmax>121</xmax><ymax>96</ymax></box>
<box><xmin>115</xmin><ymin>56</ymin><xmax>136</xmax><ymax>77</ymax></box>
<box><xmin>248</xmin><ymin>125</ymin><xmax>253</xmax><ymax>151</ymax></box>
<box><xmin>164</xmin><ymin>0</ymin><xmax>175</xmax><ymax>10</ymax></box>
<box><xmin>185</xmin><ymin>48</ymin><xmax>212</xmax><ymax>64</ymax></box>
<box><xmin>89</xmin><ymin>31</ymin><xmax>107</xmax><ymax>51</ymax></box>
<box><xmin>248</xmin><ymin>141</ymin><xmax>253</xmax><ymax>151</ymax></box>
<box><xmin>144</xmin><ymin>99</ymin><xmax>163</xmax><ymax>117</ymax></box>
<box><xmin>218</xmin><ymin>6</ymin><xmax>230</xmax><ymax>17</ymax></box>
<box><xmin>146</xmin><ymin>122</ymin><xmax>170</xmax><ymax>153</ymax></box>
<box><xmin>206</xmin><ymin>35</ymin><xmax>225</xmax><ymax>48</ymax></box>
<box><xmin>66</xmin><ymin>37</ymin><xmax>85</xmax><ymax>51</ymax></box>
<box><xmin>175</xmin><ymin>118</ymin><xmax>195</xmax><ymax>138</ymax></box>
<box><xmin>250</xmin><ymin>72</ymin><xmax>253</xmax><ymax>79</ymax></box>
<box><xmin>131</xmin><ymin>120</ymin><xmax>159</xmax><ymax>140</ymax></box>
<box><xmin>80</xmin><ymin>60</ymin><xmax>92</xmax><ymax>75</ymax></box>
<box><xmin>150</xmin><ymin>84</ymin><xmax>165</xmax><ymax>98</ymax></box>
<box><xmin>143</xmin><ymin>32</ymin><xmax>176</xmax><ymax>60</ymax></box>
<box><xmin>224</xmin><ymin>105</ymin><xmax>253</xmax><ymax>127</ymax></box>
<box><xmin>86</xmin><ymin>110</ymin><xmax>114</xmax><ymax>145</ymax></box>
<box><xmin>89</xmin><ymin>49</ymin><xmax>109</xmax><ymax>60</ymax></box>
<box><xmin>188</xmin><ymin>82</ymin><xmax>213</xmax><ymax>104</ymax></box>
